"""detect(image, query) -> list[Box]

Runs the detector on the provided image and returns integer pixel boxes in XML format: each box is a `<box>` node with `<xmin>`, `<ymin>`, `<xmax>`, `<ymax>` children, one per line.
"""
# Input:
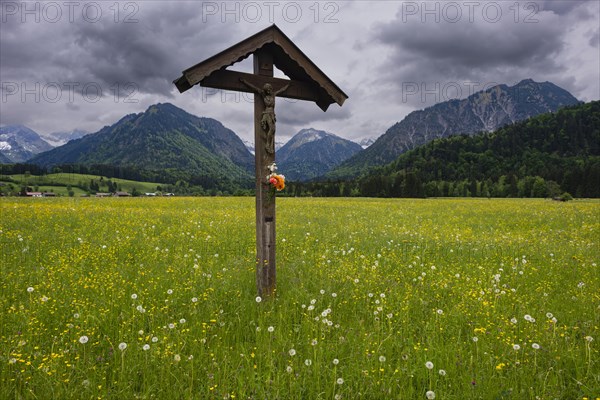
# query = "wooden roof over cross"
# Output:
<box><xmin>173</xmin><ymin>24</ymin><xmax>348</xmax><ymax>111</ymax></box>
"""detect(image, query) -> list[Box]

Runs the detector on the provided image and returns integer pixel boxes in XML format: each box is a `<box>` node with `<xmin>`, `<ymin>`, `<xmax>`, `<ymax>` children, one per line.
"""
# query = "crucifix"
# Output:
<box><xmin>173</xmin><ymin>25</ymin><xmax>347</xmax><ymax>298</ymax></box>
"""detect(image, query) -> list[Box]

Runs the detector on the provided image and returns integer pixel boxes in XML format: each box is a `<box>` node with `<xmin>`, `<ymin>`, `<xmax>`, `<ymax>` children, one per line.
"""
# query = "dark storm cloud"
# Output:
<box><xmin>589</xmin><ymin>28</ymin><xmax>600</xmax><ymax>48</ymax></box>
<box><xmin>0</xmin><ymin>1</ymin><xmax>597</xmax><ymax>139</ymax></box>
<box><xmin>370</xmin><ymin>1</ymin><xmax>578</xmax><ymax>108</ymax></box>
<box><xmin>0</xmin><ymin>2</ymin><xmax>245</xmax><ymax>98</ymax></box>
<box><xmin>539</xmin><ymin>0</ymin><xmax>593</xmax><ymax>15</ymax></box>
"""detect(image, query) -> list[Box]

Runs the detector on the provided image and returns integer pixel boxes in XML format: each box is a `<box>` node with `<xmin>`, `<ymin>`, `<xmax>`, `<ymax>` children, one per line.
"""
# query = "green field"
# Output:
<box><xmin>1</xmin><ymin>198</ymin><xmax>598</xmax><ymax>399</ymax></box>
<box><xmin>2</xmin><ymin>173</ymin><xmax>162</xmax><ymax>194</ymax></box>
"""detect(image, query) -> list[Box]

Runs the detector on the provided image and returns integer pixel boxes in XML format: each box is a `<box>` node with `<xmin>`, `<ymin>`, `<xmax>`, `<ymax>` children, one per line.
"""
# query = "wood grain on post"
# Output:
<box><xmin>254</xmin><ymin>49</ymin><xmax>276</xmax><ymax>298</ymax></box>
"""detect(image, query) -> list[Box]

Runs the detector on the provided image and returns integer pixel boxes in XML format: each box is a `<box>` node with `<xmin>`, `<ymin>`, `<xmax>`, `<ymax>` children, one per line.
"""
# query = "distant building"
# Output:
<box><xmin>114</xmin><ymin>192</ymin><xmax>131</xmax><ymax>197</ymax></box>
<box><xmin>95</xmin><ymin>193</ymin><xmax>111</xmax><ymax>197</ymax></box>
<box><xmin>42</xmin><ymin>192</ymin><xmax>56</xmax><ymax>197</ymax></box>
<box><xmin>145</xmin><ymin>192</ymin><xmax>157</xmax><ymax>196</ymax></box>
<box><xmin>25</xmin><ymin>192</ymin><xmax>43</xmax><ymax>197</ymax></box>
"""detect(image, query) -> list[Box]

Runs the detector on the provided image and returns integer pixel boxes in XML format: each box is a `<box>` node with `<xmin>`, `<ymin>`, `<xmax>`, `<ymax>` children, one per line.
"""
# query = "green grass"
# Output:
<box><xmin>2</xmin><ymin>173</ymin><xmax>162</xmax><ymax>193</ymax></box>
<box><xmin>0</xmin><ymin>197</ymin><xmax>598</xmax><ymax>399</ymax></box>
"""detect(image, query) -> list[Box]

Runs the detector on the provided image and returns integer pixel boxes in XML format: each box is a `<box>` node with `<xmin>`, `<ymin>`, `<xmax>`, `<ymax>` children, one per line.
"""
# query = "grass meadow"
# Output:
<box><xmin>0</xmin><ymin>197</ymin><xmax>598</xmax><ymax>399</ymax></box>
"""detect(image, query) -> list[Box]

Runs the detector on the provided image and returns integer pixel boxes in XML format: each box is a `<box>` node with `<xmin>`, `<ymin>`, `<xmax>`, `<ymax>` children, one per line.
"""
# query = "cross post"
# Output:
<box><xmin>253</xmin><ymin>49</ymin><xmax>276</xmax><ymax>298</ymax></box>
<box><xmin>173</xmin><ymin>25</ymin><xmax>347</xmax><ymax>300</ymax></box>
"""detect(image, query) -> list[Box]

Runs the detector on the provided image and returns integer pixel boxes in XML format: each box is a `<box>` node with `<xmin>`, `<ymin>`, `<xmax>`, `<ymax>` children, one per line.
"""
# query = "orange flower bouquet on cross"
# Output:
<box><xmin>267</xmin><ymin>163</ymin><xmax>285</xmax><ymax>191</ymax></box>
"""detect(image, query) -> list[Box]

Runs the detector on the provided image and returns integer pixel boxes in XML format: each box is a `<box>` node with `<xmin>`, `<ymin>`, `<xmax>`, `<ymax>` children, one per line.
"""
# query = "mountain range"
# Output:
<box><xmin>28</xmin><ymin>103</ymin><xmax>255</xmax><ymax>184</ymax></box>
<box><xmin>276</xmin><ymin>128</ymin><xmax>362</xmax><ymax>181</ymax></box>
<box><xmin>2</xmin><ymin>79</ymin><xmax>586</xmax><ymax>191</ymax></box>
<box><xmin>327</xmin><ymin>79</ymin><xmax>580</xmax><ymax>179</ymax></box>
<box><xmin>0</xmin><ymin>125</ymin><xmax>54</xmax><ymax>162</ymax></box>
<box><xmin>2</xmin><ymin>105</ymin><xmax>361</xmax><ymax>184</ymax></box>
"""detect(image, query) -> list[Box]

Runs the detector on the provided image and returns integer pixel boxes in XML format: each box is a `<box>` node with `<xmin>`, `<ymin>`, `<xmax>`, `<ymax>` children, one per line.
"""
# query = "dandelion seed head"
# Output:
<box><xmin>336</xmin><ymin>377</ymin><xmax>344</xmax><ymax>385</ymax></box>
<box><xmin>426</xmin><ymin>390</ymin><xmax>436</xmax><ymax>399</ymax></box>
<box><xmin>118</xmin><ymin>342</ymin><xmax>127</xmax><ymax>351</ymax></box>
<box><xmin>79</xmin><ymin>335</ymin><xmax>89</xmax><ymax>344</ymax></box>
<box><xmin>425</xmin><ymin>361</ymin><xmax>434</xmax><ymax>369</ymax></box>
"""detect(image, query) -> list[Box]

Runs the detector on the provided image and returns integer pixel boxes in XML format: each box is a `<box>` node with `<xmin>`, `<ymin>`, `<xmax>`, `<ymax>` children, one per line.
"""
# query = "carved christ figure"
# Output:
<box><xmin>240</xmin><ymin>78</ymin><xmax>290</xmax><ymax>155</ymax></box>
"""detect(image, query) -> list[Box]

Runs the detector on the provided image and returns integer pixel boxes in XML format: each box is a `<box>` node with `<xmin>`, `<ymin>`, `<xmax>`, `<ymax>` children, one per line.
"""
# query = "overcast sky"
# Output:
<box><xmin>1</xmin><ymin>0</ymin><xmax>598</xmax><ymax>144</ymax></box>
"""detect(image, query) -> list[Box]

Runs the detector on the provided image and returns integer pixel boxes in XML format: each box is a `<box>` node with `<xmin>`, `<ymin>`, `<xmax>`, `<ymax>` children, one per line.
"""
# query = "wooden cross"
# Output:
<box><xmin>173</xmin><ymin>25</ymin><xmax>347</xmax><ymax>298</ymax></box>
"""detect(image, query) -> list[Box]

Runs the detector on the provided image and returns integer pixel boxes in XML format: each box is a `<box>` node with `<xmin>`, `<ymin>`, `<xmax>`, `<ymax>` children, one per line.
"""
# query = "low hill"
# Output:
<box><xmin>3</xmin><ymin>172</ymin><xmax>162</xmax><ymax>194</ymax></box>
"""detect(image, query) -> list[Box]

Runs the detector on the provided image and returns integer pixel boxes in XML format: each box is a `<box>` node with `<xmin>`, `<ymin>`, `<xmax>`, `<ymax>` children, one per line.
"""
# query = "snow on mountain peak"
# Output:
<box><xmin>296</xmin><ymin>128</ymin><xmax>334</xmax><ymax>144</ymax></box>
